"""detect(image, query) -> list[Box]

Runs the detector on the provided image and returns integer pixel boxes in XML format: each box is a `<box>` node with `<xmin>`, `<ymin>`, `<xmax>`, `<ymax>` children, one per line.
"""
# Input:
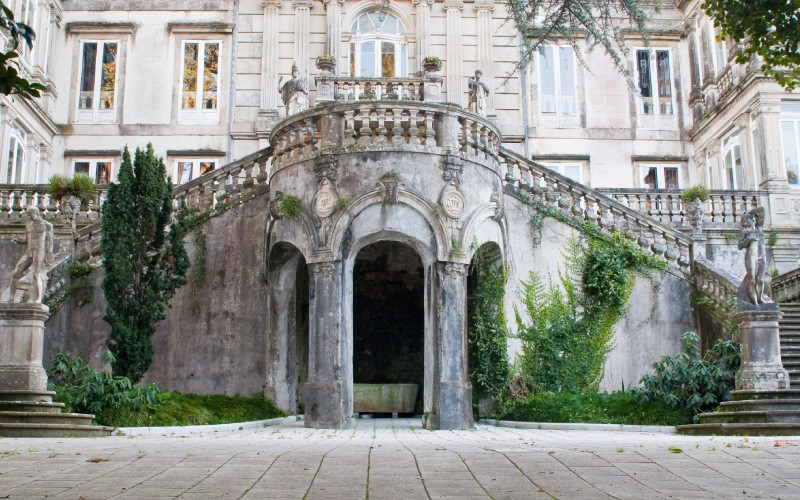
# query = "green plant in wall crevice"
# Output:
<box><xmin>279</xmin><ymin>195</ymin><xmax>303</xmax><ymax>220</ymax></box>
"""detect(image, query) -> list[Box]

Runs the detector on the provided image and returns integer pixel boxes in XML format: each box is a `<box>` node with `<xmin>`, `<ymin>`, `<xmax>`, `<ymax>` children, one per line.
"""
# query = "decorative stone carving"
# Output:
<box><xmin>64</xmin><ymin>195</ymin><xmax>82</xmax><ymax>229</ymax></box>
<box><xmin>313</xmin><ymin>177</ymin><xmax>338</xmax><ymax>245</ymax></box>
<box><xmin>440</xmin><ymin>182</ymin><xmax>465</xmax><ymax>219</ymax></box>
<box><xmin>442</xmin><ymin>155</ymin><xmax>463</xmax><ymax>185</ymax></box>
<box><xmin>443</xmin><ymin>262</ymin><xmax>466</xmax><ymax>278</ymax></box>
<box><xmin>311</xmin><ymin>261</ymin><xmax>335</xmax><ymax>279</ymax></box>
<box><xmin>279</xmin><ymin>63</ymin><xmax>309</xmax><ymax>115</ymax></box>
<box><xmin>269</xmin><ymin>191</ymin><xmax>285</xmax><ymax>220</ymax></box>
<box><xmin>490</xmin><ymin>190</ymin><xmax>504</xmax><ymax>221</ymax></box>
<box><xmin>737</xmin><ymin>207</ymin><xmax>773</xmax><ymax>308</ymax></box>
<box><xmin>468</xmin><ymin>70</ymin><xmax>490</xmax><ymax>117</ymax></box>
<box><xmin>314</xmin><ymin>154</ymin><xmax>338</xmax><ymax>183</ymax></box>
<box><xmin>4</xmin><ymin>207</ymin><xmax>54</xmax><ymax>304</ymax></box>
<box><xmin>685</xmin><ymin>198</ymin><xmax>705</xmax><ymax>233</ymax></box>
<box><xmin>377</xmin><ymin>172</ymin><xmax>401</xmax><ymax>205</ymax></box>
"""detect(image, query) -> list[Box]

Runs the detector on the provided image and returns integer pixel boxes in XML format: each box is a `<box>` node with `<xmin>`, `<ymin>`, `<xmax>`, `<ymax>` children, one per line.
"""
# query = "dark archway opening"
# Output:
<box><xmin>353</xmin><ymin>241</ymin><xmax>424</xmax><ymax>414</ymax></box>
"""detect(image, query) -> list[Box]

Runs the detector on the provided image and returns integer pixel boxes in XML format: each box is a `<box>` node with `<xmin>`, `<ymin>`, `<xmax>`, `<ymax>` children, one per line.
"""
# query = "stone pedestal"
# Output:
<box><xmin>734</xmin><ymin>306</ymin><xmax>789</xmax><ymax>391</ymax></box>
<box><xmin>0</xmin><ymin>303</ymin><xmax>50</xmax><ymax>395</ymax></box>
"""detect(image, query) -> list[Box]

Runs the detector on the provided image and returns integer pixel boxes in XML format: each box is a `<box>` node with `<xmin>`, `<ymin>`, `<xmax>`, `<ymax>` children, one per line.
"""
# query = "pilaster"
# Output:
<box><xmin>323</xmin><ymin>0</ymin><xmax>344</xmax><ymax>74</ymax></box>
<box><xmin>474</xmin><ymin>0</ymin><xmax>494</xmax><ymax>113</ymax></box>
<box><xmin>292</xmin><ymin>0</ymin><xmax>313</xmax><ymax>79</ymax></box>
<box><xmin>258</xmin><ymin>0</ymin><xmax>283</xmax><ymax>136</ymax></box>
<box><xmin>754</xmin><ymin>96</ymin><xmax>790</xmax><ymax>190</ymax></box>
<box><xmin>412</xmin><ymin>0</ymin><xmax>434</xmax><ymax>74</ymax></box>
<box><xmin>444</xmin><ymin>0</ymin><xmax>464</xmax><ymax>107</ymax></box>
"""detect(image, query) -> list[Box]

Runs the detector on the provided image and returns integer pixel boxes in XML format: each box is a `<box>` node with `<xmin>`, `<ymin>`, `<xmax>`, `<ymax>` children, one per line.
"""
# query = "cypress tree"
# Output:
<box><xmin>101</xmin><ymin>144</ymin><xmax>190</xmax><ymax>383</ymax></box>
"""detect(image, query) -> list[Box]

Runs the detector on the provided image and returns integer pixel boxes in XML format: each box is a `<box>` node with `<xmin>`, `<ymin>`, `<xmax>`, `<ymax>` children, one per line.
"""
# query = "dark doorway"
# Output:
<box><xmin>353</xmin><ymin>242</ymin><xmax>424</xmax><ymax>412</ymax></box>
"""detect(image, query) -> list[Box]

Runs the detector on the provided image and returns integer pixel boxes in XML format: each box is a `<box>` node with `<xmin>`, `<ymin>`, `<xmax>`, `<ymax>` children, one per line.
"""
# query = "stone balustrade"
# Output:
<box><xmin>270</xmin><ymin>101</ymin><xmax>500</xmax><ymax>173</ymax></box>
<box><xmin>598</xmin><ymin>188</ymin><xmax>762</xmax><ymax>229</ymax></box>
<box><xmin>499</xmin><ymin>149</ymin><xmax>694</xmax><ymax>272</ymax></box>
<box><xmin>0</xmin><ymin>184</ymin><xmax>108</xmax><ymax>224</ymax></box>
<box><xmin>315</xmin><ymin>76</ymin><xmax>443</xmax><ymax>103</ymax></box>
<box><xmin>773</xmin><ymin>267</ymin><xmax>800</xmax><ymax>303</ymax></box>
<box><xmin>693</xmin><ymin>258</ymin><xmax>741</xmax><ymax>320</ymax></box>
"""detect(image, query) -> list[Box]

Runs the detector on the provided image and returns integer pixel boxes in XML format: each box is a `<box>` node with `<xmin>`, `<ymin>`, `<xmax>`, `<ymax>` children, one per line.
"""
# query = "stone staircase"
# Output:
<box><xmin>780</xmin><ymin>303</ymin><xmax>800</xmax><ymax>387</ymax></box>
<box><xmin>678</xmin><ymin>390</ymin><xmax>800</xmax><ymax>435</ymax></box>
<box><xmin>0</xmin><ymin>391</ymin><xmax>113</xmax><ymax>438</ymax></box>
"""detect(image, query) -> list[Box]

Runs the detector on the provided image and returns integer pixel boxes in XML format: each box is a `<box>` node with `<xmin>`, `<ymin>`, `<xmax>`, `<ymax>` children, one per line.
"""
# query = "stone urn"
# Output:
<box><xmin>315</xmin><ymin>55</ymin><xmax>336</xmax><ymax>77</ymax></box>
<box><xmin>422</xmin><ymin>57</ymin><xmax>442</xmax><ymax>76</ymax></box>
<box><xmin>684</xmin><ymin>197</ymin><xmax>705</xmax><ymax>233</ymax></box>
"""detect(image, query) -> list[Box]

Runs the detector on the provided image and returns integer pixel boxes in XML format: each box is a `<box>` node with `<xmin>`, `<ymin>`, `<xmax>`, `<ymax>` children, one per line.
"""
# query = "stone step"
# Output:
<box><xmin>729</xmin><ymin>390</ymin><xmax>800</xmax><ymax>401</ymax></box>
<box><xmin>717</xmin><ymin>399</ymin><xmax>800</xmax><ymax>413</ymax></box>
<box><xmin>0</xmin><ymin>390</ymin><xmax>54</xmax><ymax>403</ymax></box>
<box><xmin>677</xmin><ymin>423</ymin><xmax>800</xmax><ymax>436</ymax></box>
<box><xmin>0</xmin><ymin>423</ymin><xmax>113</xmax><ymax>438</ymax></box>
<box><xmin>0</xmin><ymin>411</ymin><xmax>95</xmax><ymax>426</ymax></box>
<box><xmin>698</xmin><ymin>410</ymin><xmax>800</xmax><ymax>424</ymax></box>
<box><xmin>0</xmin><ymin>401</ymin><xmax>65</xmax><ymax>413</ymax></box>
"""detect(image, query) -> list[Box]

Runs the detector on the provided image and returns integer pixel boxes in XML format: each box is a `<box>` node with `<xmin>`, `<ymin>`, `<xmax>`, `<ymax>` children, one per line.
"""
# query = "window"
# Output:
<box><xmin>538</xmin><ymin>46</ymin><xmax>577</xmax><ymax>127</ymax></box>
<box><xmin>709</xmin><ymin>22</ymin><xmax>727</xmax><ymax>75</ymax></box>
<box><xmin>179</xmin><ymin>41</ymin><xmax>220</xmax><ymax>125</ymax></box>
<box><xmin>722</xmin><ymin>134</ymin><xmax>743</xmax><ymax>189</ymax></box>
<box><xmin>174</xmin><ymin>160</ymin><xmax>216</xmax><ymax>184</ymax></box>
<box><xmin>780</xmin><ymin>103</ymin><xmax>800</xmax><ymax>186</ymax></box>
<box><xmin>73</xmin><ymin>159</ymin><xmax>113</xmax><ymax>185</ymax></box>
<box><xmin>42</xmin><ymin>9</ymin><xmax>52</xmax><ymax>75</ymax></box>
<box><xmin>76</xmin><ymin>41</ymin><xmax>118</xmax><ymax>123</ymax></box>
<box><xmin>18</xmin><ymin>0</ymin><xmax>36</xmax><ymax>64</ymax></box>
<box><xmin>349</xmin><ymin>12</ymin><xmax>407</xmax><ymax>78</ymax></box>
<box><xmin>4</xmin><ymin>130</ymin><xmax>26</xmax><ymax>184</ymax></box>
<box><xmin>542</xmin><ymin>163</ymin><xmax>582</xmax><ymax>183</ymax></box>
<box><xmin>641</xmin><ymin>165</ymin><xmax>679</xmax><ymax>190</ymax></box>
<box><xmin>635</xmin><ymin>49</ymin><xmax>676</xmax><ymax>129</ymax></box>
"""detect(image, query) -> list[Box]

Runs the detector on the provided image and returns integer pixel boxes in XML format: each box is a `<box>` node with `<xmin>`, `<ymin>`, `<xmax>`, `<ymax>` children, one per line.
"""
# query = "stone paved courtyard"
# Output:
<box><xmin>1</xmin><ymin>419</ymin><xmax>800</xmax><ymax>499</ymax></box>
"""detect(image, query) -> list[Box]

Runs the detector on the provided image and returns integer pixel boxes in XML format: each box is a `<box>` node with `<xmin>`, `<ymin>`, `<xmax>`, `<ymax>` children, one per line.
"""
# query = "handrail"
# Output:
<box><xmin>773</xmin><ymin>267</ymin><xmax>800</xmax><ymax>303</ymax></box>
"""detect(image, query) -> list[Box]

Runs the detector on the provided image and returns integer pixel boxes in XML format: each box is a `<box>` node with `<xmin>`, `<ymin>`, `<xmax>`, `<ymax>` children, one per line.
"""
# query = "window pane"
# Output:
<box><xmin>100</xmin><ymin>42</ymin><xmax>117</xmax><ymax>110</ymax></box>
<box><xmin>725</xmin><ymin>152</ymin><xmax>735</xmax><ymax>188</ymax></box>
<box><xmin>656</xmin><ymin>50</ymin><xmax>673</xmax><ymax>115</ymax></box>
<box><xmin>6</xmin><ymin>137</ymin><xmax>16</xmax><ymax>183</ymax></box>
<box><xmin>350</xmin><ymin>43</ymin><xmax>355</xmax><ymax>76</ymax></box>
<box><xmin>382</xmin><ymin>14</ymin><xmax>397</xmax><ymax>34</ymax></box>
<box><xmin>182</xmin><ymin>42</ymin><xmax>199</xmax><ymax>110</ymax></box>
<box><xmin>360</xmin><ymin>41</ymin><xmax>375</xmax><ymax>77</ymax></box>
<box><xmin>539</xmin><ymin>47</ymin><xmax>556</xmax><ymax>113</ymax></box>
<box><xmin>96</xmin><ymin>162</ymin><xmax>111</xmax><ymax>184</ymax></box>
<box><xmin>178</xmin><ymin>161</ymin><xmax>193</xmax><ymax>183</ymax></box>
<box><xmin>564</xmin><ymin>165</ymin><xmax>580</xmax><ymax>182</ymax></box>
<box><xmin>664</xmin><ymin>167</ymin><xmax>679</xmax><ymax>189</ymax></box>
<box><xmin>13</xmin><ymin>143</ymin><xmax>22</xmax><ymax>183</ymax></box>
<box><xmin>381</xmin><ymin>42</ymin><xmax>395</xmax><ymax>78</ymax></box>
<box><xmin>400</xmin><ymin>43</ymin><xmax>406</xmax><ymax>77</ymax></box>
<box><xmin>637</xmin><ymin>50</ymin><xmax>653</xmax><ymax>115</ymax></box>
<box><xmin>642</xmin><ymin>166</ymin><xmax>658</xmax><ymax>189</ymax></box>
<box><xmin>199</xmin><ymin>161</ymin><xmax>216</xmax><ymax>176</ymax></box>
<box><xmin>559</xmin><ymin>47</ymin><xmax>576</xmax><ymax>114</ymax></box>
<box><xmin>203</xmin><ymin>42</ymin><xmax>219</xmax><ymax>110</ymax></box>
<box><xmin>74</xmin><ymin>161</ymin><xmax>90</xmax><ymax>176</ymax></box>
<box><xmin>79</xmin><ymin>42</ymin><xmax>97</xmax><ymax>110</ymax></box>
<box><xmin>782</xmin><ymin>121</ymin><xmax>799</xmax><ymax>184</ymax></box>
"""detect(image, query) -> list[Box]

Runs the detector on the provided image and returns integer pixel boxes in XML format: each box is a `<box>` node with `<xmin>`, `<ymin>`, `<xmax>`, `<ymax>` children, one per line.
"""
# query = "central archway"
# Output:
<box><xmin>352</xmin><ymin>241</ymin><xmax>424</xmax><ymax>415</ymax></box>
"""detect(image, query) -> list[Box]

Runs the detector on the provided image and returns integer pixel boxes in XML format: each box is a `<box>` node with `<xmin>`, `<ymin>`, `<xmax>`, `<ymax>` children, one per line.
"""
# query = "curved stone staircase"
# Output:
<box><xmin>780</xmin><ymin>303</ymin><xmax>800</xmax><ymax>387</ymax></box>
<box><xmin>0</xmin><ymin>391</ymin><xmax>113</xmax><ymax>438</ymax></box>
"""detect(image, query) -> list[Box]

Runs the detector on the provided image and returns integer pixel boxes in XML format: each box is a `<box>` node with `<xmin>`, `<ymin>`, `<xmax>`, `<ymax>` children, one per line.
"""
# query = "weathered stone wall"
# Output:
<box><xmin>43</xmin><ymin>190</ymin><xmax>271</xmax><ymax>396</ymax></box>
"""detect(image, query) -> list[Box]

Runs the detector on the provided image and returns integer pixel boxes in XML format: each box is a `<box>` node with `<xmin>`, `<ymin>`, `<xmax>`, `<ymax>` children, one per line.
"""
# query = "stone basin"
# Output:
<box><xmin>353</xmin><ymin>383</ymin><xmax>419</xmax><ymax>414</ymax></box>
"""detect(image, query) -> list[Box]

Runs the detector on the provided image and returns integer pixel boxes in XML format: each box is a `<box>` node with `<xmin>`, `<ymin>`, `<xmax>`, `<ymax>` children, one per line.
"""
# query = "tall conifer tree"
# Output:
<box><xmin>101</xmin><ymin>144</ymin><xmax>190</xmax><ymax>383</ymax></box>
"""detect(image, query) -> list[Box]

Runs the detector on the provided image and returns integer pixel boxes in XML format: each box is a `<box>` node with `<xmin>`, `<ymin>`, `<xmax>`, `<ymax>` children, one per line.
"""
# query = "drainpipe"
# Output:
<box><xmin>227</xmin><ymin>0</ymin><xmax>239</xmax><ymax>163</ymax></box>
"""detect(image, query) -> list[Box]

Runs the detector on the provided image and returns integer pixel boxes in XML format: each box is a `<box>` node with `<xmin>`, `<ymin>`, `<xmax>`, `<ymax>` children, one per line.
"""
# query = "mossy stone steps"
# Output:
<box><xmin>0</xmin><ymin>423</ymin><xmax>114</xmax><ymax>438</ymax></box>
<box><xmin>0</xmin><ymin>411</ymin><xmax>95</xmax><ymax>426</ymax></box>
<box><xmin>0</xmin><ymin>391</ymin><xmax>112</xmax><ymax>438</ymax></box>
<box><xmin>677</xmin><ymin>423</ymin><xmax>800</xmax><ymax>436</ymax></box>
<box><xmin>780</xmin><ymin>303</ymin><xmax>800</xmax><ymax>386</ymax></box>
<box><xmin>697</xmin><ymin>410</ymin><xmax>800</xmax><ymax>424</ymax></box>
<box><xmin>0</xmin><ymin>400</ymin><xmax>66</xmax><ymax>412</ymax></box>
<box><xmin>678</xmin><ymin>390</ymin><xmax>800</xmax><ymax>435</ymax></box>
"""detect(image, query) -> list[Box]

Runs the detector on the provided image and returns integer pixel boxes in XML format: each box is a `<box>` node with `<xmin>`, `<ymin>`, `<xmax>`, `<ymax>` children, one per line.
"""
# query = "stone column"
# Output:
<box><xmin>259</xmin><ymin>0</ymin><xmax>282</xmax><ymax>113</ymax></box>
<box><xmin>322</xmin><ymin>0</ymin><xmax>344</xmax><ymax>74</ymax></box>
<box><xmin>444</xmin><ymin>0</ymin><xmax>465</xmax><ymax>107</ymax></box>
<box><xmin>428</xmin><ymin>261</ymin><xmax>472</xmax><ymax>430</ymax></box>
<box><xmin>474</xmin><ymin>0</ymin><xmax>494</xmax><ymax>112</ymax></box>
<box><xmin>413</xmin><ymin>0</ymin><xmax>434</xmax><ymax>74</ymax></box>
<box><xmin>0</xmin><ymin>303</ymin><xmax>50</xmax><ymax>399</ymax></box>
<box><xmin>304</xmin><ymin>260</ymin><xmax>351</xmax><ymax>429</ymax></box>
<box><xmin>293</xmin><ymin>0</ymin><xmax>313</xmax><ymax>78</ymax></box>
<box><xmin>734</xmin><ymin>306</ymin><xmax>789</xmax><ymax>391</ymax></box>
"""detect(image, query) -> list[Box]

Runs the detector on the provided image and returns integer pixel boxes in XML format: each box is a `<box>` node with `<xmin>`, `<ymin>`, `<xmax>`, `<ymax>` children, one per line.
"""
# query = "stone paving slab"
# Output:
<box><xmin>0</xmin><ymin>418</ymin><xmax>799</xmax><ymax>499</ymax></box>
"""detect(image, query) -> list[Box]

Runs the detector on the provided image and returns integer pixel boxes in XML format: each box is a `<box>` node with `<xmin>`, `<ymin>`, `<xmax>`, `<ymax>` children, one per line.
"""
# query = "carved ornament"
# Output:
<box><xmin>377</xmin><ymin>172</ymin><xmax>401</xmax><ymax>205</ymax></box>
<box><xmin>440</xmin><ymin>182</ymin><xmax>465</xmax><ymax>219</ymax></box>
<box><xmin>311</xmin><ymin>261</ymin><xmax>336</xmax><ymax>279</ymax></box>
<box><xmin>443</xmin><ymin>262</ymin><xmax>466</xmax><ymax>278</ymax></box>
<box><xmin>269</xmin><ymin>191</ymin><xmax>285</xmax><ymax>220</ymax></box>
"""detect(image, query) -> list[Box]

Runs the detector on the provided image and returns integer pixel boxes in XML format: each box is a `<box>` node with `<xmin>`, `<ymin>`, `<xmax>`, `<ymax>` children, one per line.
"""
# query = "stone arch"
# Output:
<box><xmin>265</xmin><ymin>241</ymin><xmax>310</xmax><ymax>415</ymax></box>
<box><xmin>461</xmin><ymin>202</ymin><xmax>509</xmax><ymax>266</ymax></box>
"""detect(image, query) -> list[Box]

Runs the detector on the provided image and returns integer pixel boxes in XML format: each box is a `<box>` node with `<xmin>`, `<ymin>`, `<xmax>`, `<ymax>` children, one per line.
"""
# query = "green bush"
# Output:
<box><xmin>279</xmin><ymin>194</ymin><xmax>303</xmax><ymax>220</ymax></box>
<box><xmin>633</xmin><ymin>331</ymin><xmax>740</xmax><ymax>421</ymax></box>
<box><xmin>48</xmin><ymin>352</ymin><xmax>162</xmax><ymax>425</ymax></box>
<box><xmin>497</xmin><ymin>391</ymin><xmax>692</xmax><ymax>426</ymax></box>
<box><xmin>680</xmin><ymin>184</ymin><xmax>710</xmax><ymax>203</ymax></box>
<box><xmin>46</xmin><ymin>173</ymin><xmax>98</xmax><ymax>202</ymax></box>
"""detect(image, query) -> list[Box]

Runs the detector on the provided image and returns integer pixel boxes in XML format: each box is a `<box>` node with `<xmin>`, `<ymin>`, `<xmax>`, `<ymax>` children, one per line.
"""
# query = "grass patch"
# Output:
<box><xmin>497</xmin><ymin>391</ymin><xmax>693</xmax><ymax>426</ymax></box>
<box><xmin>101</xmin><ymin>392</ymin><xmax>286</xmax><ymax>428</ymax></box>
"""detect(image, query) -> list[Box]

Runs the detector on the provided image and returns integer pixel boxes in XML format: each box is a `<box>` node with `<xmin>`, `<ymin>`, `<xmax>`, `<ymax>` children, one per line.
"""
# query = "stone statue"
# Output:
<box><xmin>737</xmin><ymin>207</ymin><xmax>772</xmax><ymax>307</ymax></box>
<box><xmin>279</xmin><ymin>63</ymin><xmax>309</xmax><ymax>116</ymax></box>
<box><xmin>468</xmin><ymin>70</ymin><xmax>490</xmax><ymax>116</ymax></box>
<box><xmin>5</xmin><ymin>207</ymin><xmax>54</xmax><ymax>304</ymax></box>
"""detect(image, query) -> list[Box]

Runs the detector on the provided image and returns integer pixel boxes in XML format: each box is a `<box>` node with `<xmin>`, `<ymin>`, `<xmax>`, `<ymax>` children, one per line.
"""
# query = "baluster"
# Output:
<box><xmin>256</xmin><ymin>160</ymin><xmax>269</xmax><ymax>184</ymax></box>
<box><xmin>504</xmin><ymin>158</ymin><xmax>518</xmax><ymax>185</ymax></box>
<box><xmin>243</xmin><ymin>162</ymin><xmax>255</xmax><ymax>189</ymax></box>
<box><xmin>391</xmin><ymin>108</ymin><xmax>404</xmax><ymax>145</ymax></box>
<box><xmin>531</xmin><ymin>169</ymin><xmax>544</xmax><ymax>198</ymax></box>
<box><xmin>584</xmin><ymin>195</ymin><xmax>597</xmax><ymax>224</ymax></box>
<box><xmin>470</xmin><ymin>121</ymin><xmax>479</xmax><ymax>157</ymax></box>
<box><xmin>408</xmin><ymin>110</ymin><xmax>421</xmax><ymax>146</ymax></box>
<box><xmin>479</xmin><ymin>126</ymin><xmax>488</xmax><ymax>159</ymax></box>
<box><xmin>459</xmin><ymin>118</ymin><xmax>468</xmax><ymax>153</ymax></box>
<box><xmin>519</xmin><ymin>164</ymin><xmax>531</xmax><ymax>190</ymax></box>
<box><xmin>230</xmin><ymin>167</ymin><xmax>242</xmax><ymax>196</ymax></box>
<box><xmin>650</xmin><ymin>231</ymin><xmax>667</xmax><ymax>257</ymax></box>
<box><xmin>11</xmin><ymin>189</ymin><xmax>23</xmax><ymax>219</ymax></box>
<box><xmin>423</xmin><ymin>111</ymin><xmax>435</xmax><ymax>146</ymax></box>
<box><xmin>376</xmin><ymin>108</ymin><xmax>388</xmax><ymax>145</ymax></box>
<box><xmin>357</xmin><ymin>109</ymin><xmax>372</xmax><ymax>145</ymax></box>
<box><xmin>344</xmin><ymin>109</ymin><xmax>356</xmax><ymax>145</ymax></box>
<box><xmin>570</xmin><ymin>187</ymin><xmax>584</xmax><ymax>217</ymax></box>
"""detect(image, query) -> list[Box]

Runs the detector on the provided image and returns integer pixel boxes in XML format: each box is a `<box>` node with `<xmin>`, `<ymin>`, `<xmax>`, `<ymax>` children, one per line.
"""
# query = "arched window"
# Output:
<box><xmin>349</xmin><ymin>12</ymin><xmax>406</xmax><ymax>78</ymax></box>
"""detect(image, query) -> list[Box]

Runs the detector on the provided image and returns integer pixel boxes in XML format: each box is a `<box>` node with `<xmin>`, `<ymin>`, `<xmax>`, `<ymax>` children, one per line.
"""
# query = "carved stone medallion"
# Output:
<box><xmin>440</xmin><ymin>181</ymin><xmax>465</xmax><ymax>219</ymax></box>
<box><xmin>313</xmin><ymin>177</ymin><xmax>338</xmax><ymax>219</ymax></box>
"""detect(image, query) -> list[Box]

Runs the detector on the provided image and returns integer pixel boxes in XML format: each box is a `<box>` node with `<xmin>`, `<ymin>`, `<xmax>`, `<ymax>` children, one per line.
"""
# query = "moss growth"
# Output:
<box><xmin>768</xmin><ymin>231</ymin><xmax>778</xmax><ymax>247</ymax></box>
<box><xmin>333</xmin><ymin>195</ymin><xmax>351</xmax><ymax>214</ymax></box>
<box><xmin>279</xmin><ymin>195</ymin><xmax>303</xmax><ymax>220</ymax></box>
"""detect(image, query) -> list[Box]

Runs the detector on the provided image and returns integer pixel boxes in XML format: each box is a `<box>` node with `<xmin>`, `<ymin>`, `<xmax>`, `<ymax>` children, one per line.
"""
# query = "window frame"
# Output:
<box><xmin>348</xmin><ymin>12</ymin><xmax>407</xmax><ymax>78</ymax></box>
<box><xmin>633</xmin><ymin>47</ymin><xmax>677</xmax><ymax>130</ymax></box>
<box><xmin>779</xmin><ymin>103</ymin><xmax>800</xmax><ymax>188</ymax></box>
<box><xmin>537</xmin><ymin>45</ymin><xmax>578</xmax><ymax>128</ymax></box>
<box><xmin>72</xmin><ymin>158</ymin><xmax>114</xmax><ymax>185</ymax></box>
<box><xmin>4</xmin><ymin>128</ymin><xmax>26</xmax><ymax>184</ymax></box>
<box><xmin>172</xmin><ymin>158</ymin><xmax>218</xmax><ymax>185</ymax></box>
<box><xmin>721</xmin><ymin>133</ymin><xmax>743</xmax><ymax>189</ymax></box>
<box><xmin>178</xmin><ymin>39</ymin><xmax>222</xmax><ymax>125</ymax></box>
<box><xmin>17</xmin><ymin>0</ymin><xmax>36</xmax><ymax>66</ymax></box>
<box><xmin>639</xmin><ymin>164</ymin><xmax>681</xmax><ymax>190</ymax></box>
<box><xmin>75</xmin><ymin>39</ymin><xmax>120</xmax><ymax>124</ymax></box>
<box><xmin>709</xmin><ymin>20</ymin><xmax>728</xmax><ymax>76</ymax></box>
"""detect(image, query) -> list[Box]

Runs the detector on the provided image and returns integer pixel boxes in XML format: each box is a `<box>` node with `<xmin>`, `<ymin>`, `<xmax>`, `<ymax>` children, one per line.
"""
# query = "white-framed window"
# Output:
<box><xmin>76</xmin><ymin>40</ymin><xmax>119</xmax><ymax>123</ymax></box>
<box><xmin>641</xmin><ymin>164</ymin><xmax>680</xmax><ymax>190</ymax></box>
<box><xmin>73</xmin><ymin>159</ymin><xmax>113</xmax><ymax>185</ymax></box>
<box><xmin>635</xmin><ymin>48</ymin><xmax>676</xmax><ymax>129</ymax></box>
<box><xmin>722</xmin><ymin>133</ymin><xmax>743</xmax><ymax>189</ymax></box>
<box><xmin>178</xmin><ymin>40</ymin><xmax>220</xmax><ymax>125</ymax></box>
<box><xmin>349</xmin><ymin>12</ymin><xmax>407</xmax><ymax>78</ymax></box>
<box><xmin>173</xmin><ymin>159</ymin><xmax>217</xmax><ymax>184</ymax></box>
<box><xmin>17</xmin><ymin>0</ymin><xmax>36</xmax><ymax>64</ymax></box>
<box><xmin>780</xmin><ymin>103</ymin><xmax>800</xmax><ymax>187</ymax></box>
<box><xmin>4</xmin><ymin>129</ymin><xmax>26</xmax><ymax>184</ymax></box>
<box><xmin>42</xmin><ymin>9</ymin><xmax>53</xmax><ymax>75</ymax></box>
<box><xmin>538</xmin><ymin>46</ymin><xmax>578</xmax><ymax>127</ymax></box>
<box><xmin>541</xmin><ymin>162</ymin><xmax>582</xmax><ymax>183</ymax></box>
<box><xmin>709</xmin><ymin>21</ymin><xmax>728</xmax><ymax>75</ymax></box>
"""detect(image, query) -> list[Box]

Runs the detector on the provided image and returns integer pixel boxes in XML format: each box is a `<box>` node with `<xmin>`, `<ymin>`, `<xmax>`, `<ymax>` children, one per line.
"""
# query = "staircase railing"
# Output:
<box><xmin>773</xmin><ymin>268</ymin><xmax>800</xmax><ymax>303</ymax></box>
<box><xmin>498</xmin><ymin>148</ymin><xmax>693</xmax><ymax>273</ymax></box>
<box><xmin>694</xmin><ymin>258</ymin><xmax>740</xmax><ymax>321</ymax></box>
<box><xmin>0</xmin><ymin>184</ymin><xmax>108</xmax><ymax>224</ymax></box>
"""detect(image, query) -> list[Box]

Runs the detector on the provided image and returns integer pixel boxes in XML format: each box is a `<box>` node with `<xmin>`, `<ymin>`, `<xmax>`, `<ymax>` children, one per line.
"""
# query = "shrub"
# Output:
<box><xmin>46</xmin><ymin>173</ymin><xmax>97</xmax><ymax>202</ymax></box>
<box><xmin>680</xmin><ymin>184</ymin><xmax>710</xmax><ymax>203</ymax></box>
<box><xmin>48</xmin><ymin>352</ymin><xmax>162</xmax><ymax>426</ymax></box>
<box><xmin>633</xmin><ymin>331</ymin><xmax>740</xmax><ymax>421</ymax></box>
<box><xmin>279</xmin><ymin>194</ymin><xmax>303</xmax><ymax>220</ymax></box>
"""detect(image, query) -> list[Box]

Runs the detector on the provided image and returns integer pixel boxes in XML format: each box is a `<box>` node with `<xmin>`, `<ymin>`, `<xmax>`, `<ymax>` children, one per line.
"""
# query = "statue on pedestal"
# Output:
<box><xmin>737</xmin><ymin>207</ymin><xmax>772</xmax><ymax>308</ymax></box>
<box><xmin>468</xmin><ymin>70</ymin><xmax>490</xmax><ymax>116</ymax></box>
<box><xmin>279</xmin><ymin>63</ymin><xmax>309</xmax><ymax>116</ymax></box>
<box><xmin>5</xmin><ymin>207</ymin><xmax>54</xmax><ymax>304</ymax></box>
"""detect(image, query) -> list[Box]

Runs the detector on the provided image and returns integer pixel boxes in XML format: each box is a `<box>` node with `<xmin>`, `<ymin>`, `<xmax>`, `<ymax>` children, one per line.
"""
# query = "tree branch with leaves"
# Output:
<box><xmin>0</xmin><ymin>1</ymin><xmax>46</xmax><ymax>97</ymax></box>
